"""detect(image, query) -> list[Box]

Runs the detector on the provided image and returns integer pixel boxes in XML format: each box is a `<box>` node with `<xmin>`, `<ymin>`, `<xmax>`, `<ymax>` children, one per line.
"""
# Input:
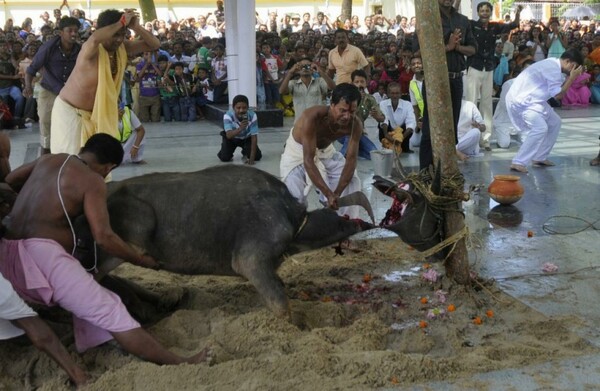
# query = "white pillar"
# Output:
<box><xmin>225</xmin><ymin>0</ymin><xmax>257</xmax><ymax>107</ymax></box>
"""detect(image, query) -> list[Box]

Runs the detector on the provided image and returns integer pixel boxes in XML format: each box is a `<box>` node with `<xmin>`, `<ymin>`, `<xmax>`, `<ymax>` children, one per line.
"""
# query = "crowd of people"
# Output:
<box><xmin>1</xmin><ymin>1</ymin><xmax>600</xmax><ymax>387</ymax></box>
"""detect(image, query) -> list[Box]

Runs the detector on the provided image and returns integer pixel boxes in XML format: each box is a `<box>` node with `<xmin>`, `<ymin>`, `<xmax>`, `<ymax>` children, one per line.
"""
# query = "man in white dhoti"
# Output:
<box><xmin>280</xmin><ymin>83</ymin><xmax>363</xmax><ymax>218</ymax></box>
<box><xmin>506</xmin><ymin>49</ymin><xmax>583</xmax><ymax>173</ymax></box>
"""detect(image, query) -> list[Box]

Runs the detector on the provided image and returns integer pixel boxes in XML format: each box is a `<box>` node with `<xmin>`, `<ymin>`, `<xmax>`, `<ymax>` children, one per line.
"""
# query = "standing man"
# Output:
<box><xmin>279</xmin><ymin>56</ymin><xmax>335</xmax><ymax>123</ymax></box>
<box><xmin>328</xmin><ymin>29</ymin><xmax>370</xmax><ymax>85</ymax></box>
<box><xmin>23</xmin><ymin>17</ymin><xmax>81</xmax><ymax>155</ymax></box>
<box><xmin>465</xmin><ymin>3</ymin><xmax>521</xmax><ymax>151</ymax></box>
<box><xmin>0</xmin><ymin>134</ymin><xmax>211</xmax><ymax>364</ymax></box>
<box><xmin>507</xmin><ymin>49</ymin><xmax>583</xmax><ymax>173</ymax></box>
<box><xmin>50</xmin><ymin>9</ymin><xmax>160</xmax><ymax>154</ymax></box>
<box><xmin>413</xmin><ymin>0</ymin><xmax>476</xmax><ymax>169</ymax></box>
<box><xmin>280</xmin><ymin>83</ymin><xmax>363</xmax><ymax>218</ymax></box>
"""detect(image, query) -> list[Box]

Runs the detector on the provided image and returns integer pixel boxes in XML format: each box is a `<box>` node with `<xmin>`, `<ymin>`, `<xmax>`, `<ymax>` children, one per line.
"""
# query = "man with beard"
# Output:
<box><xmin>280</xmin><ymin>83</ymin><xmax>362</xmax><ymax>218</ymax></box>
<box><xmin>50</xmin><ymin>9</ymin><xmax>160</xmax><ymax>154</ymax></box>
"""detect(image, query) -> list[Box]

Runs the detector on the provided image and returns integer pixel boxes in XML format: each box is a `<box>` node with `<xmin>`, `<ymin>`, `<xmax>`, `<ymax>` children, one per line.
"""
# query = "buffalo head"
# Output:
<box><xmin>374</xmin><ymin>164</ymin><xmax>444</xmax><ymax>256</ymax></box>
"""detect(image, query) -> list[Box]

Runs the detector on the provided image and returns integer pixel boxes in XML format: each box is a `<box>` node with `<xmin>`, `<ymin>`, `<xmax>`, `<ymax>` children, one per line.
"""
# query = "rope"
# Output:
<box><xmin>412</xmin><ymin>225</ymin><xmax>469</xmax><ymax>260</ymax></box>
<box><xmin>542</xmin><ymin>215</ymin><xmax>600</xmax><ymax>235</ymax></box>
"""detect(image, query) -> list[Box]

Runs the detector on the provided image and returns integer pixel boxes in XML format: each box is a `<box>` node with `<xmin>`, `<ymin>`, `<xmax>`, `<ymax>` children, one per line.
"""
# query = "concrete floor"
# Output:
<box><xmin>5</xmin><ymin>105</ymin><xmax>600</xmax><ymax>390</ymax></box>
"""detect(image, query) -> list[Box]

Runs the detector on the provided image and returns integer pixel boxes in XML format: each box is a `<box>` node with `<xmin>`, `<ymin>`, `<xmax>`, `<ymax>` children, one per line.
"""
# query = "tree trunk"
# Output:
<box><xmin>138</xmin><ymin>0</ymin><xmax>157</xmax><ymax>24</ymax></box>
<box><xmin>341</xmin><ymin>0</ymin><xmax>352</xmax><ymax>26</ymax></box>
<box><xmin>414</xmin><ymin>0</ymin><xmax>470</xmax><ymax>284</ymax></box>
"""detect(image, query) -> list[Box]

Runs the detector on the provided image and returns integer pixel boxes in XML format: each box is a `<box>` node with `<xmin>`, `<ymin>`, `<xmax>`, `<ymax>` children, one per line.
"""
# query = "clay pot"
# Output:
<box><xmin>488</xmin><ymin>175</ymin><xmax>524</xmax><ymax>205</ymax></box>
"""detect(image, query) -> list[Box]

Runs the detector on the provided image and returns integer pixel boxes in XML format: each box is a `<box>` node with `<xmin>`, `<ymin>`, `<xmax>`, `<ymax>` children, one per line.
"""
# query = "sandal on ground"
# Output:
<box><xmin>510</xmin><ymin>164</ymin><xmax>528</xmax><ymax>173</ymax></box>
<box><xmin>532</xmin><ymin>160</ymin><xmax>555</xmax><ymax>167</ymax></box>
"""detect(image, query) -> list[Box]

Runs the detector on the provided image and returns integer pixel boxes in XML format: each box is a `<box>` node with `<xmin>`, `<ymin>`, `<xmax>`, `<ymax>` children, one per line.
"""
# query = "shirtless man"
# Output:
<box><xmin>0</xmin><ymin>134</ymin><xmax>210</xmax><ymax>366</ymax></box>
<box><xmin>280</xmin><ymin>83</ymin><xmax>363</xmax><ymax>218</ymax></box>
<box><xmin>50</xmin><ymin>9</ymin><xmax>160</xmax><ymax>154</ymax></box>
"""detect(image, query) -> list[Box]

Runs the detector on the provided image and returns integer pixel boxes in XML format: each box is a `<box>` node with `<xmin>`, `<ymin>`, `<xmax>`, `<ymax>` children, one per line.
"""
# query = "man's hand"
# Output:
<box><xmin>130</xmin><ymin>147</ymin><xmax>139</xmax><ymax>160</ymax></box>
<box><xmin>326</xmin><ymin>192</ymin><xmax>339</xmax><ymax>210</ymax></box>
<box><xmin>370</xmin><ymin>108</ymin><xmax>385</xmax><ymax>122</ymax></box>
<box><xmin>239</xmin><ymin>119</ymin><xmax>249</xmax><ymax>129</ymax></box>
<box><xmin>22</xmin><ymin>86</ymin><xmax>33</xmax><ymax>98</ymax></box>
<box><xmin>448</xmin><ymin>28</ymin><xmax>461</xmax><ymax>50</ymax></box>
<box><xmin>570</xmin><ymin>65</ymin><xmax>584</xmax><ymax>78</ymax></box>
<box><xmin>137</xmin><ymin>254</ymin><xmax>160</xmax><ymax>270</ymax></box>
<box><xmin>123</xmin><ymin>9</ymin><xmax>137</xmax><ymax>27</ymax></box>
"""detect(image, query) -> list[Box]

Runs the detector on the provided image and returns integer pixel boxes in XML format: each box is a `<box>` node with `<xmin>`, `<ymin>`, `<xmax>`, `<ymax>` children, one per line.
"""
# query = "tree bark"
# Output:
<box><xmin>414</xmin><ymin>0</ymin><xmax>470</xmax><ymax>284</ymax></box>
<box><xmin>341</xmin><ymin>0</ymin><xmax>352</xmax><ymax>26</ymax></box>
<box><xmin>138</xmin><ymin>0</ymin><xmax>157</xmax><ymax>24</ymax></box>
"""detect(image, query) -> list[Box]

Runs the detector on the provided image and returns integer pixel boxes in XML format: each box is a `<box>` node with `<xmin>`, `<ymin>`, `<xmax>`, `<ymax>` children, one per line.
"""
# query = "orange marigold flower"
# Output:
<box><xmin>447</xmin><ymin>304</ymin><xmax>456</xmax><ymax>312</ymax></box>
<box><xmin>362</xmin><ymin>273</ymin><xmax>372</xmax><ymax>283</ymax></box>
<box><xmin>472</xmin><ymin>316</ymin><xmax>483</xmax><ymax>325</ymax></box>
<box><xmin>527</xmin><ymin>230</ymin><xmax>534</xmax><ymax>238</ymax></box>
<box><xmin>419</xmin><ymin>320</ymin><xmax>428</xmax><ymax>328</ymax></box>
<box><xmin>486</xmin><ymin>310</ymin><xmax>494</xmax><ymax>318</ymax></box>
<box><xmin>423</xmin><ymin>263</ymin><xmax>432</xmax><ymax>269</ymax></box>
<box><xmin>420</xmin><ymin>297</ymin><xmax>428</xmax><ymax>304</ymax></box>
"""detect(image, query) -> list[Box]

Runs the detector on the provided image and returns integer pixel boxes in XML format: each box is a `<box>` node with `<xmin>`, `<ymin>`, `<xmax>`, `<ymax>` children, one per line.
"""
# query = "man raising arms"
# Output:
<box><xmin>280</xmin><ymin>83</ymin><xmax>363</xmax><ymax>218</ymax></box>
<box><xmin>51</xmin><ymin>9</ymin><xmax>160</xmax><ymax>154</ymax></box>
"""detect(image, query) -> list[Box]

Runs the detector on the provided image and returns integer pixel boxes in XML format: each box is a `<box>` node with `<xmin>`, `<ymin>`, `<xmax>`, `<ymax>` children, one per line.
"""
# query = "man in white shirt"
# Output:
<box><xmin>456</xmin><ymin>99</ymin><xmax>485</xmax><ymax>160</ymax></box>
<box><xmin>506</xmin><ymin>49</ymin><xmax>584</xmax><ymax>173</ymax></box>
<box><xmin>379</xmin><ymin>82</ymin><xmax>416</xmax><ymax>153</ymax></box>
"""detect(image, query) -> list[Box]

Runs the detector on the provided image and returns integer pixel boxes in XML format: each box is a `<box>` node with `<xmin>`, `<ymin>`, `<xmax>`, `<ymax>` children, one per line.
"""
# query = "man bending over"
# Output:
<box><xmin>0</xmin><ymin>134</ymin><xmax>210</xmax><ymax>364</ymax></box>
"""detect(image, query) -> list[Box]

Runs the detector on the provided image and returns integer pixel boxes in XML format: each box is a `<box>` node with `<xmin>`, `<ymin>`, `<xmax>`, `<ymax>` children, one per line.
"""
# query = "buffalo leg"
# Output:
<box><xmin>232</xmin><ymin>253</ymin><xmax>289</xmax><ymax>319</ymax></box>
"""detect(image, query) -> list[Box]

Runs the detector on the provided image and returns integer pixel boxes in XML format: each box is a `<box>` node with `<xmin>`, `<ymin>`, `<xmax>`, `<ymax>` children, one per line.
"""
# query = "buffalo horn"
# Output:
<box><xmin>337</xmin><ymin>191</ymin><xmax>376</xmax><ymax>224</ymax></box>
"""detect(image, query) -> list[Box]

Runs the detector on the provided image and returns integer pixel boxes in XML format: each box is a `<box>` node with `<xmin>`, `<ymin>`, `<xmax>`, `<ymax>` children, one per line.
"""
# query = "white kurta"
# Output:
<box><xmin>456</xmin><ymin>100</ymin><xmax>484</xmax><ymax>157</ymax></box>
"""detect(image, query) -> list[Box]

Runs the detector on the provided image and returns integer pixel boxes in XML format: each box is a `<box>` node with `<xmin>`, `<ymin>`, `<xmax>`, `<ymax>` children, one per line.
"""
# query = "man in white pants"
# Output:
<box><xmin>492</xmin><ymin>59</ymin><xmax>534</xmax><ymax>149</ymax></box>
<box><xmin>456</xmin><ymin>99</ymin><xmax>485</xmax><ymax>160</ymax></box>
<box><xmin>506</xmin><ymin>49</ymin><xmax>584</xmax><ymax>173</ymax></box>
<box><xmin>465</xmin><ymin>2</ymin><xmax>521</xmax><ymax>151</ymax></box>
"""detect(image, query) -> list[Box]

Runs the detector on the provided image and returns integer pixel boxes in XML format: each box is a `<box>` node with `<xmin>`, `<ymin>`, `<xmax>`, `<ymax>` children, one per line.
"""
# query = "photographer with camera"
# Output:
<box><xmin>217</xmin><ymin>94</ymin><xmax>262</xmax><ymax>165</ymax></box>
<box><xmin>279</xmin><ymin>56</ymin><xmax>335</xmax><ymax>123</ymax></box>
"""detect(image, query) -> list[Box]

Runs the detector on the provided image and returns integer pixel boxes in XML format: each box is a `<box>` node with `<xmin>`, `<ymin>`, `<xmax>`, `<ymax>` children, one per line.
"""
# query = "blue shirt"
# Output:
<box><xmin>223</xmin><ymin>109</ymin><xmax>258</xmax><ymax>139</ymax></box>
<box><xmin>26</xmin><ymin>35</ymin><xmax>81</xmax><ymax>95</ymax></box>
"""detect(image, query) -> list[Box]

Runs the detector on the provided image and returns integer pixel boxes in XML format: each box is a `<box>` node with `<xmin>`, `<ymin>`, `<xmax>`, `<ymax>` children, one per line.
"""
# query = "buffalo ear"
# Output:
<box><xmin>430</xmin><ymin>160</ymin><xmax>442</xmax><ymax>196</ymax></box>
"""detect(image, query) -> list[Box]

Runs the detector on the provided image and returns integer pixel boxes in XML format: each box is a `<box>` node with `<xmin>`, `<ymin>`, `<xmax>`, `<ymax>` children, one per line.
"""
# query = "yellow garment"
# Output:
<box><xmin>381</xmin><ymin>128</ymin><xmax>404</xmax><ymax>154</ymax></box>
<box><xmin>83</xmin><ymin>43</ymin><xmax>127</xmax><ymax>146</ymax></box>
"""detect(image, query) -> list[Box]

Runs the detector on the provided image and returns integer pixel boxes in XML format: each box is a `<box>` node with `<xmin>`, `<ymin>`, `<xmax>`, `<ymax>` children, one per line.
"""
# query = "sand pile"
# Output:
<box><xmin>0</xmin><ymin>238</ymin><xmax>595</xmax><ymax>390</ymax></box>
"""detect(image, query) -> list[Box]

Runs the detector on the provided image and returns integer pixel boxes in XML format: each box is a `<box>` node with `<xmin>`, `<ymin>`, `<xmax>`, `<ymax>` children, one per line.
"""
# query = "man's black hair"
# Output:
<box><xmin>80</xmin><ymin>133</ymin><xmax>124</xmax><ymax>166</ymax></box>
<box><xmin>331</xmin><ymin>83</ymin><xmax>361</xmax><ymax>105</ymax></box>
<box><xmin>157</xmin><ymin>55</ymin><xmax>169</xmax><ymax>62</ymax></box>
<box><xmin>560</xmin><ymin>48</ymin><xmax>584</xmax><ymax>66</ymax></box>
<box><xmin>350</xmin><ymin>69</ymin><xmax>368</xmax><ymax>81</ymax></box>
<box><xmin>58</xmin><ymin>16</ymin><xmax>81</xmax><ymax>30</ymax></box>
<box><xmin>334</xmin><ymin>28</ymin><xmax>348</xmax><ymax>37</ymax></box>
<box><xmin>476</xmin><ymin>2</ymin><xmax>493</xmax><ymax>11</ymax></box>
<box><xmin>97</xmin><ymin>9</ymin><xmax>122</xmax><ymax>29</ymax></box>
<box><xmin>232</xmin><ymin>95</ymin><xmax>249</xmax><ymax>106</ymax></box>
<box><xmin>173</xmin><ymin>61</ymin><xmax>185</xmax><ymax>69</ymax></box>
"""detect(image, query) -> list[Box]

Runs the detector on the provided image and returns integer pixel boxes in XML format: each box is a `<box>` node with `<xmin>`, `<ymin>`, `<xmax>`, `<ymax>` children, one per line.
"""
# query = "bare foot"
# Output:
<box><xmin>456</xmin><ymin>150</ymin><xmax>469</xmax><ymax>161</ymax></box>
<box><xmin>591</xmin><ymin>155</ymin><xmax>600</xmax><ymax>166</ymax></box>
<box><xmin>188</xmin><ymin>347</ymin><xmax>214</xmax><ymax>365</ymax></box>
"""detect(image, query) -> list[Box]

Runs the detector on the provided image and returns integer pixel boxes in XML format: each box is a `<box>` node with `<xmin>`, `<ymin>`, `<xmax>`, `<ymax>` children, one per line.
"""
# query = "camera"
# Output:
<box><xmin>239</xmin><ymin>113</ymin><xmax>248</xmax><ymax>122</ymax></box>
<box><xmin>301</xmin><ymin>64</ymin><xmax>312</xmax><ymax>71</ymax></box>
